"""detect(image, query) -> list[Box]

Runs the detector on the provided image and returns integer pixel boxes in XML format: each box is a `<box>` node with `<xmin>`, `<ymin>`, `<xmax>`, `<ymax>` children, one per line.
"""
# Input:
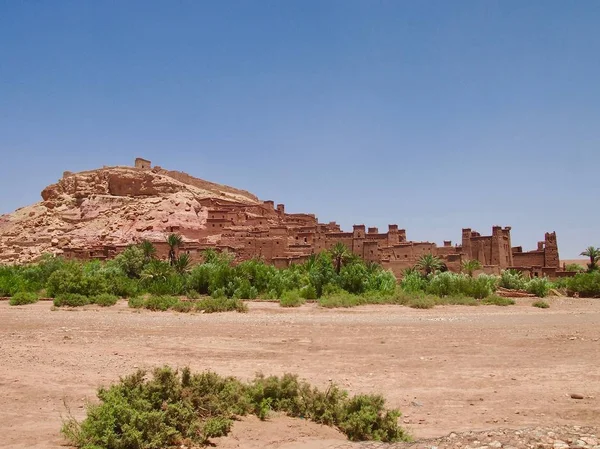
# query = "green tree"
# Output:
<box><xmin>114</xmin><ymin>245</ymin><xmax>146</xmax><ymax>278</ymax></box>
<box><xmin>329</xmin><ymin>242</ymin><xmax>352</xmax><ymax>275</ymax></box>
<box><xmin>173</xmin><ymin>253</ymin><xmax>191</xmax><ymax>275</ymax></box>
<box><xmin>139</xmin><ymin>240</ymin><xmax>157</xmax><ymax>263</ymax></box>
<box><xmin>167</xmin><ymin>233</ymin><xmax>183</xmax><ymax>266</ymax></box>
<box><xmin>415</xmin><ymin>254</ymin><xmax>444</xmax><ymax>276</ymax></box>
<box><xmin>580</xmin><ymin>246</ymin><xmax>600</xmax><ymax>272</ymax></box>
<box><xmin>461</xmin><ymin>259</ymin><xmax>482</xmax><ymax>277</ymax></box>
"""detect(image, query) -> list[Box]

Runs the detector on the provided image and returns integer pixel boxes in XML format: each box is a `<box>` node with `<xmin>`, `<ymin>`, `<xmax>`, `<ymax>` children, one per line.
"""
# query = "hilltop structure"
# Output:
<box><xmin>0</xmin><ymin>159</ymin><xmax>569</xmax><ymax>278</ymax></box>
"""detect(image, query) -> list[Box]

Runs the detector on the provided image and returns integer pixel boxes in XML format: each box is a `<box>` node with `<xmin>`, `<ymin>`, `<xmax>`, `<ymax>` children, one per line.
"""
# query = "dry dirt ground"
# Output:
<box><xmin>1</xmin><ymin>298</ymin><xmax>599</xmax><ymax>449</ymax></box>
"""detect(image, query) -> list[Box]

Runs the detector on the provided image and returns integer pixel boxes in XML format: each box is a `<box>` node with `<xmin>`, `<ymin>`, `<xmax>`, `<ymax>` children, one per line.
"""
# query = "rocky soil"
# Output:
<box><xmin>1</xmin><ymin>297</ymin><xmax>598</xmax><ymax>448</ymax></box>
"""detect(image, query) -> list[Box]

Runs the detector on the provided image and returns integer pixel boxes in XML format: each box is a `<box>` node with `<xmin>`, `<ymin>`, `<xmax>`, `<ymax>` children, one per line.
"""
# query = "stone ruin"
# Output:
<box><xmin>0</xmin><ymin>158</ymin><xmax>572</xmax><ymax>279</ymax></box>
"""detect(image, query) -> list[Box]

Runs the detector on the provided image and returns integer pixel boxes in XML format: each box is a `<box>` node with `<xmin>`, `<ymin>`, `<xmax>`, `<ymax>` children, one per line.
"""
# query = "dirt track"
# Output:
<box><xmin>1</xmin><ymin>298</ymin><xmax>599</xmax><ymax>448</ymax></box>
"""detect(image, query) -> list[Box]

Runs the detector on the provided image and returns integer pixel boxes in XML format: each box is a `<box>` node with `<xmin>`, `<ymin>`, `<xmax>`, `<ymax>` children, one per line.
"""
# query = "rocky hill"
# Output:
<box><xmin>0</xmin><ymin>163</ymin><xmax>260</xmax><ymax>264</ymax></box>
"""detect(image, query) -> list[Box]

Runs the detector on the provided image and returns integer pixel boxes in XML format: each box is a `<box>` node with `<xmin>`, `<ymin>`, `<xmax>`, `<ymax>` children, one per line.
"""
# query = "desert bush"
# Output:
<box><xmin>299</xmin><ymin>284</ymin><xmax>317</xmax><ymax>300</ymax></box>
<box><xmin>195</xmin><ymin>297</ymin><xmax>247</xmax><ymax>313</ymax></box>
<box><xmin>53</xmin><ymin>293</ymin><xmax>90</xmax><ymax>307</ymax></box>
<box><xmin>143</xmin><ymin>295</ymin><xmax>179</xmax><ymax>311</ymax></box>
<box><xmin>231</xmin><ymin>277</ymin><xmax>259</xmax><ymax>299</ymax></box>
<box><xmin>564</xmin><ymin>271</ymin><xmax>600</xmax><ymax>297</ymax></box>
<box><xmin>62</xmin><ymin>366</ymin><xmax>408</xmax><ymax>448</ymax></box>
<box><xmin>46</xmin><ymin>263</ymin><xmax>109</xmax><ymax>297</ymax></box>
<box><xmin>408</xmin><ymin>296</ymin><xmax>436</xmax><ymax>309</ymax></box>
<box><xmin>481</xmin><ymin>296</ymin><xmax>515</xmax><ymax>306</ymax></box>
<box><xmin>499</xmin><ymin>270</ymin><xmax>527</xmax><ymax>290</ymax></box>
<box><xmin>127</xmin><ymin>296</ymin><xmax>144</xmax><ymax>309</ymax></box>
<box><xmin>400</xmin><ymin>271</ymin><xmax>427</xmax><ymax>293</ymax></box>
<box><xmin>525</xmin><ymin>277</ymin><xmax>551</xmax><ymax>298</ymax></box>
<box><xmin>91</xmin><ymin>293</ymin><xmax>119</xmax><ymax>307</ymax></box>
<box><xmin>279</xmin><ymin>290</ymin><xmax>305</xmax><ymax>307</ymax></box>
<box><xmin>318</xmin><ymin>291</ymin><xmax>364</xmax><ymax>308</ymax></box>
<box><xmin>172</xmin><ymin>300</ymin><xmax>194</xmax><ymax>313</ymax></box>
<box><xmin>114</xmin><ymin>245</ymin><xmax>146</xmax><ymax>278</ymax></box>
<box><xmin>185</xmin><ymin>289</ymin><xmax>200</xmax><ymax>299</ymax></box>
<box><xmin>9</xmin><ymin>291</ymin><xmax>39</xmax><ymax>306</ymax></box>
<box><xmin>533</xmin><ymin>300</ymin><xmax>549</xmax><ymax>308</ymax></box>
<box><xmin>565</xmin><ymin>263</ymin><xmax>586</xmax><ymax>273</ymax></box>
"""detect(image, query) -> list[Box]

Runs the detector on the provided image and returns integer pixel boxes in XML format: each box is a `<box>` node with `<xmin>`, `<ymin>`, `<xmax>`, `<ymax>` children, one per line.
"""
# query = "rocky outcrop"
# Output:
<box><xmin>0</xmin><ymin>165</ymin><xmax>260</xmax><ymax>264</ymax></box>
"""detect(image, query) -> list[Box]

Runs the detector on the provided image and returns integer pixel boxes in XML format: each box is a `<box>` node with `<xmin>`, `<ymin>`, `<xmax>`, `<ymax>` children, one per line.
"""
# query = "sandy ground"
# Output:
<box><xmin>1</xmin><ymin>298</ymin><xmax>599</xmax><ymax>449</ymax></box>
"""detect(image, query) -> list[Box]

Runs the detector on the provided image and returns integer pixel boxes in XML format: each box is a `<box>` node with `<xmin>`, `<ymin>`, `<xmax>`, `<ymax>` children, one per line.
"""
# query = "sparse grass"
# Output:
<box><xmin>481</xmin><ymin>295</ymin><xmax>515</xmax><ymax>306</ymax></box>
<box><xmin>279</xmin><ymin>290</ymin><xmax>305</xmax><ymax>307</ymax></box>
<box><xmin>533</xmin><ymin>300</ymin><xmax>550</xmax><ymax>309</ymax></box>
<box><xmin>8</xmin><ymin>291</ymin><xmax>39</xmax><ymax>306</ymax></box>
<box><xmin>61</xmin><ymin>366</ymin><xmax>409</xmax><ymax>448</ymax></box>
<box><xmin>172</xmin><ymin>300</ymin><xmax>194</xmax><ymax>313</ymax></box>
<box><xmin>53</xmin><ymin>293</ymin><xmax>90</xmax><ymax>307</ymax></box>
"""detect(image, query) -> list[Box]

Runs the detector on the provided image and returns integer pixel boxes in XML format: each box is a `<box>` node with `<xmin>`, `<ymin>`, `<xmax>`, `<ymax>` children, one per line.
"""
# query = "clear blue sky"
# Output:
<box><xmin>1</xmin><ymin>1</ymin><xmax>598</xmax><ymax>258</ymax></box>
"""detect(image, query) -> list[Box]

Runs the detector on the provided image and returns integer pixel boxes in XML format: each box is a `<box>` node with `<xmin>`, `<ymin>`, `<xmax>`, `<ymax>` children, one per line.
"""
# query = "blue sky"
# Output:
<box><xmin>1</xmin><ymin>1</ymin><xmax>598</xmax><ymax>258</ymax></box>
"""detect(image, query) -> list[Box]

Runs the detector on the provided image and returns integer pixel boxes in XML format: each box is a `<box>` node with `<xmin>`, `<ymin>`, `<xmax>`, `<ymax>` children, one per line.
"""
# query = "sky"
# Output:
<box><xmin>0</xmin><ymin>1</ymin><xmax>598</xmax><ymax>259</ymax></box>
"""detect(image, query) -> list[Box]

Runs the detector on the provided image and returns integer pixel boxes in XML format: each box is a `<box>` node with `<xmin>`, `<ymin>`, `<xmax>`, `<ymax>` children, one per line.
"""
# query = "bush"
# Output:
<box><xmin>525</xmin><ymin>277</ymin><xmax>551</xmax><ymax>298</ymax></box>
<box><xmin>172</xmin><ymin>300</ymin><xmax>194</xmax><ymax>313</ymax></box>
<box><xmin>299</xmin><ymin>284</ymin><xmax>317</xmax><ymax>300</ymax></box>
<box><xmin>499</xmin><ymin>270</ymin><xmax>527</xmax><ymax>290</ymax></box>
<box><xmin>481</xmin><ymin>295</ymin><xmax>515</xmax><ymax>306</ymax></box>
<box><xmin>128</xmin><ymin>296</ymin><xmax>144</xmax><ymax>309</ymax></box>
<box><xmin>565</xmin><ymin>271</ymin><xmax>600</xmax><ymax>297</ymax></box>
<box><xmin>54</xmin><ymin>293</ymin><xmax>90</xmax><ymax>307</ymax></box>
<box><xmin>533</xmin><ymin>300</ymin><xmax>549</xmax><ymax>308</ymax></box>
<box><xmin>318</xmin><ymin>292</ymin><xmax>364</xmax><ymax>308</ymax></box>
<box><xmin>143</xmin><ymin>295</ymin><xmax>179</xmax><ymax>311</ymax></box>
<box><xmin>400</xmin><ymin>271</ymin><xmax>427</xmax><ymax>293</ymax></box>
<box><xmin>279</xmin><ymin>290</ymin><xmax>305</xmax><ymax>307</ymax></box>
<box><xmin>91</xmin><ymin>293</ymin><xmax>119</xmax><ymax>307</ymax></box>
<box><xmin>62</xmin><ymin>366</ymin><xmax>409</xmax><ymax>448</ymax></box>
<box><xmin>408</xmin><ymin>296</ymin><xmax>435</xmax><ymax>309</ymax></box>
<box><xmin>9</xmin><ymin>291</ymin><xmax>39</xmax><ymax>306</ymax></box>
<box><xmin>196</xmin><ymin>297</ymin><xmax>247</xmax><ymax>313</ymax></box>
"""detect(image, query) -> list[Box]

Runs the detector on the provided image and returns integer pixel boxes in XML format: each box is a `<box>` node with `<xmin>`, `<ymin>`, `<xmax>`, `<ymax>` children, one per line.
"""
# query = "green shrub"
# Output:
<box><xmin>185</xmin><ymin>289</ymin><xmax>200</xmax><ymax>299</ymax></box>
<box><xmin>62</xmin><ymin>366</ymin><xmax>408</xmax><ymax>448</ymax></box>
<box><xmin>144</xmin><ymin>295</ymin><xmax>179</xmax><ymax>311</ymax></box>
<box><xmin>9</xmin><ymin>291</ymin><xmax>39</xmax><ymax>306</ymax></box>
<box><xmin>499</xmin><ymin>270</ymin><xmax>527</xmax><ymax>290</ymax></box>
<box><xmin>400</xmin><ymin>271</ymin><xmax>427</xmax><ymax>293</ymax></box>
<box><xmin>91</xmin><ymin>293</ymin><xmax>119</xmax><ymax>307</ymax></box>
<box><xmin>299</xmin><ymin>284</ymin><xmax>317</xmax><ymax>300</ymax></box>
<box><xmin>533</xmin><ymin>300</ymin><xmax>549</xmax><ymax>308</ymax></box>
<box><xmin>481</xmin><ymin>295</ymin><xmax>515</xmax><ymax>306</ymax></box>
<box><xmin>408</xmin><ymin>296</ymin><xmax>435</xmax><ymax>309</ymax></box>
<box><xmin>54</xmin><ymin>293</ymin><xmax>90</xmax><ymax>307</ymax></box>
<box><xmin>172</xmin><ymin>301</ymin><xmax>194</xmax><ymax>313</ymax></box>
<box><xmin>195</xmin><ymin>297</ymin><xmax>247</xmax><ymax>313</ymax></box>
<box><xmin>279</xmin><ymin>290</ymin><xmax>305</xmax><ymax>307</ymax></box>
<box><xmin>565</xmin><ymin>271</ymin><xmax>600</xmax><ymax>297</ymax></box>
<box><xmin>114</xmin><ymin>245</ymin><xmax>146</xmax><ymax>278</ymax></box>
<box><xmin>525</xmin><ymin>277</ymin><xmax>551</xmax><ymax>298</ymax></box>
<box><xmin>318</xmin><ymin>292</ymin><xmax>364</xmax><ymax>308</ymax></box>
<box><xmin>128</xmin><ymin>296</ymin><xmax>145</xmax><ymax>309</ymax></box>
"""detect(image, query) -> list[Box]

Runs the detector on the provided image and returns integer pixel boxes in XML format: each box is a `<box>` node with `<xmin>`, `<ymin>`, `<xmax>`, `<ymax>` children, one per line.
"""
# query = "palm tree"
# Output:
<box><xmin>580</xmin><ymin>246</ymin><xmax>600</xmax><ymax>272</ymax></box>
<box><xmin>173</xmin><ymin>253</ymin><xmax>191</xmax><ymax>275</ymax></box>
<box><xmin>329</xmin><ymin>242</ymin><xmax>351</xmax><ymax>274</ymax></box>
<box><xmin>415</xmin><ymin>254</ymin><xmax>444</xmax><ymax>276</ymax></box>
<box><xmin>139</xmin><ymin>240</ymin><xmax>156</xmax><ymax>263</ymax></box>
<box><xmin>166</xmin><ymin>233</ymin><xmax>183</xmax><ymax>266</ymax></box>
<box><xmin>461</xmin><ymin>259</ymin><xmax>482</xmax><ymax>277</ymax></box>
